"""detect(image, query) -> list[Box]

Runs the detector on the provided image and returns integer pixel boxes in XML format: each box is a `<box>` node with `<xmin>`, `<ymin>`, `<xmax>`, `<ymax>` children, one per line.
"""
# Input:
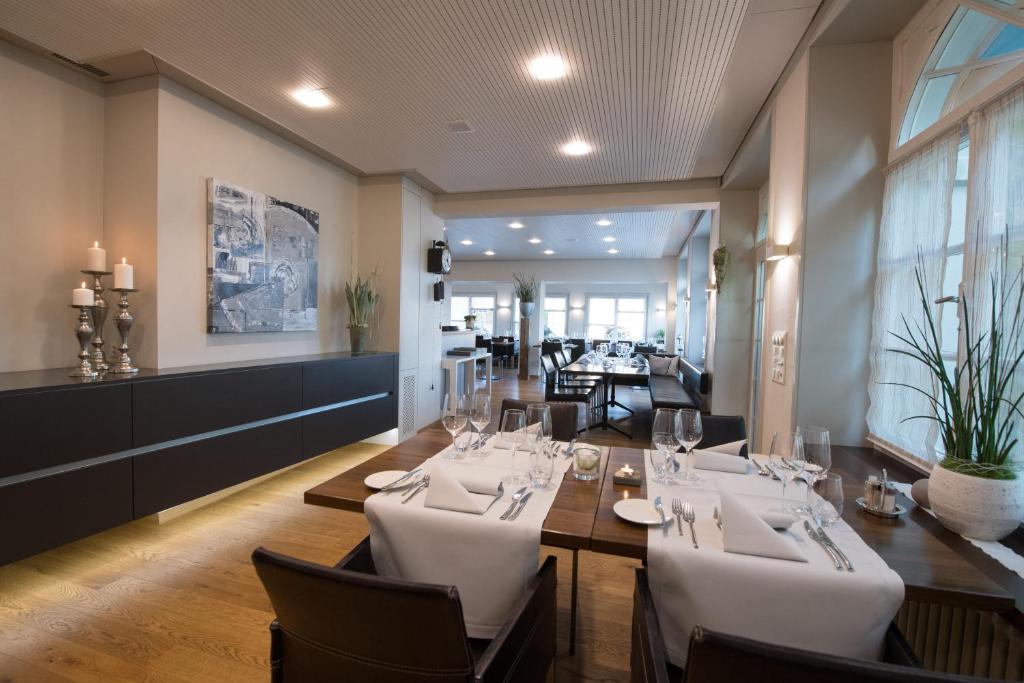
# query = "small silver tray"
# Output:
<box><xmin>856</xmin><ymin>496</ymin><xmax>907</xmax><ymax>518</ymax></box>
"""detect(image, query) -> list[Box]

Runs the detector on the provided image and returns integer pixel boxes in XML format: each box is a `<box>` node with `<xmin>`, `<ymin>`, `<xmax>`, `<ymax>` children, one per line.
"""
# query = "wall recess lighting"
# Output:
<box><xmin>460</xmin><ymin>239</ymin><xmax>474</xmax><ymax>245</ymax></box>
<box><xmin>543</xmin><ymin>249</ymin><xmax>555</xmax><ymax>255</ymax></box>
<box><xmin>602</xmin><ymin>236</ymin><xmax>616</xmax><ymax>243</ymax></box>
<box><xmin>596</xmin><ymin>219</ymin><xmax>612</xmax><ymax>227</ymax></box>
<box><xmin>607</xmin><ymin>248</ymin><xmax>619</xmax><ymax>254</ymax></box>
<box><xmin>484</xmin><ymin>250</ymin><xmax>495</xmax><ymax>256</ymax></box>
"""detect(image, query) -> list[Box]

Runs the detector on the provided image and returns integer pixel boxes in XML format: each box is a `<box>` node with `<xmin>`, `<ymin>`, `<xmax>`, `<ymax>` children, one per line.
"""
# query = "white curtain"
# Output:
<box><xmin>867</xmin><ymin>130</ymin><xmax>960</xmax><ymax>460</ymax></box>
<box><xmin>964</xmin><ymin>85</ymin><xmax>1024</xmax><ymax>467</ymax></box>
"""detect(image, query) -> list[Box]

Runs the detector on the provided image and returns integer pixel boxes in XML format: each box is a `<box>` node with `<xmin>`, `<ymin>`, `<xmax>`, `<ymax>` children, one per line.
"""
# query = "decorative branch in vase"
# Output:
<box><xmin>887</xmin><ymin>244</ymin><xmax>1024</xmax><ymax>540</ymax></box>
<box><xmin>513</xmin><ymin>272</ymin><xmax>538</xmax><ymax>316</ymax></box>
<box><xmin>345</xmin><ymin>269</ymin><xmax>380</xmax><ymax>353</ymax></box>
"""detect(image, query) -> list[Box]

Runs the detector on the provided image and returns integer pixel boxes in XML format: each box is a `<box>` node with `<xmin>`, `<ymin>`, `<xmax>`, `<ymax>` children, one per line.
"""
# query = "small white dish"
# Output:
<box><xmin>364</xmin><ymin>470</ymin><xmax>413</xmax><ymax>491</ymax></box>
<box><xmin>613</xmin><ymin>498</ymin><xmax>666</xmax><ymax>525</ymax></box>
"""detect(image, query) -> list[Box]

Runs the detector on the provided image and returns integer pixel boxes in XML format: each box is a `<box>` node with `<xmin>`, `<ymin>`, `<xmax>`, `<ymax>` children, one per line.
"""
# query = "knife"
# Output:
<box><xmin>499</xmin><ymin>487</ymin><xmax>528</xmax><ymax>520</ymax></box>
<box><xmin>654</xmin><ymin>496</ymin><xmax>668</xmax><ymax>528</ymax></box>
<box><xmin>380</xmin><ymin>468</ymin><xmax>422</xmax><ymax>492</ymax></box>
<box><xmin>804</xmin><ymin>520</ymin><xmax>842</xmax><ymax>570</ymax></box>
<box><xmin>818</xmin><ymin>527</ymin><xmax>855</xmax><ymax>572</ymax></box>
<box><xmin>508</xmin><ymin>491</ymin><xmax>534</xmax><ymax>521</ymax></box>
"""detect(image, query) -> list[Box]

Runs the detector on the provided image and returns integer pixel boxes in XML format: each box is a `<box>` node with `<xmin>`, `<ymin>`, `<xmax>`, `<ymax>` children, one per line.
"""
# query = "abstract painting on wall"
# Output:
<box><xmin>207</xmin><ymin>178</ymin><xmax>319</xmax><ymax>334</ymax></box>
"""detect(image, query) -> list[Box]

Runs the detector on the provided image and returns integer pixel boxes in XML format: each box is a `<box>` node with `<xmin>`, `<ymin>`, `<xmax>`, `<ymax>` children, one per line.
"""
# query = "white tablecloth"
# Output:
<box><xmin>646</xmin><ymin>453</ymin><xmax>905</xmax><ymax>666</ymax></box>
<box><xmin>365</xmin><ymin>442</ymin><xmax>575</xmax><ymax>638</ymax></box>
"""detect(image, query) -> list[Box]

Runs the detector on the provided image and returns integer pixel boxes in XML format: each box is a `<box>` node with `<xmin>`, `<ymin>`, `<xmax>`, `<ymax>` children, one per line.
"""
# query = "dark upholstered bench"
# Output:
<box><xmin>644</xmin><ymin>354</ymin><xmax>710</xmax><ymax>412</ymax></box>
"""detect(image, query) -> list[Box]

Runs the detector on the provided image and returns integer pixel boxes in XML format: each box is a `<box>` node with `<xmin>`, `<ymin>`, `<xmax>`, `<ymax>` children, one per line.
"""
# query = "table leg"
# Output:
<box><xmin>570</xmin><ymin>548</ymin><xmax>578</xmax><ymax>655</ymax></box>
<box><xmin>485</xmin><ymin>356</ymin><xmax>493</xmax><ymax>396</ymax></box>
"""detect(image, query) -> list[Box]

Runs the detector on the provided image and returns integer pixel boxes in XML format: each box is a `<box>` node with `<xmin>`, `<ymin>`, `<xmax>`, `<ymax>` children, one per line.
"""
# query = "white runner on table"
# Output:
<box><xmin>646</xmin><ymin>451</ymin><xmax>905</xmax><ymax>667</ymax></box>
<box><xmin>365</xmin><ymin>440</ymin><xmax>575</xmax><ymax>638</ymax></box>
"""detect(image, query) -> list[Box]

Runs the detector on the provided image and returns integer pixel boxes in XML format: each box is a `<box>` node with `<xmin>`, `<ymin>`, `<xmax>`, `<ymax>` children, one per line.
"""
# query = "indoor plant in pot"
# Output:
<box><xmin>513</xmin><ymin>272</ymin><xmax>538</xmax><ymax>317</ymax></box>
<box><xmin>464</xmin><ymin>314</ymin><xmax>477</xmax><ymax>330</ymax></box>
<box><xmin>889</xmin><ymin>252</ymin><xmax>1024</xmax><ymax>541</ymax></box>
<box><xmin>345</xmin><ymin>269</ymin><xmax>380</xmax><ymax>353</ymax></box>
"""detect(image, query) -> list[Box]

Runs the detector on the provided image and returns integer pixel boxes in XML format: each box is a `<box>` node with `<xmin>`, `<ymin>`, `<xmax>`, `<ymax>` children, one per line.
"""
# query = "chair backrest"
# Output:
<box><xmin>500</xmin><ymin>398</ymin><xmax>578</xmax><ymax>442</ymax></box>
<box><xmin>631</xmin><ymin>568</ymin><xmax>673</xmax><ymax>683</ymax></box>
<box><xmin>540</xmin><ymin>354</ymin><xmax>559</xmax><ymax>383</ymax></box>
<box><xmin>567</xmin><ymin>339</ymin><xmax>587</xmax><ymax>361</ymax></box>
<box><xmin>252</xmin><ymin>546</ymin><xmax>475</xmax><ymax>683</ymax></box>
<box><xmin>699</xmin><ymin>415</ymin><xmax>748</xmax><ymax>458</ymax></box>
<box><xmin>557</xmin><ymin>349</ymin><xmax>571</xmax><ymax>367</ymax></box>
<box><xmin>635</xmin><ymin>344</ymin><xmax>657</xmax><ymax>354</ymax></box>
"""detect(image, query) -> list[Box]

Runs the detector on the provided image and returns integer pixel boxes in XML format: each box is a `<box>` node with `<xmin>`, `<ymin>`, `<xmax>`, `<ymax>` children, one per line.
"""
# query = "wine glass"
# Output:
<box><xmin>442</xmin><ymin>394</ymin><xmax>469</xmax><ymax>459</ymax></box>
<box><xmin>769</xmin><ymin>431</ymin><xmax>805</xmax><ymax>512</ymax></box>
<box><xmin>651</xmin><ymin>408</ymin><xmax>680</xmax><ymax>484</ymax></box>
<box><xmin>812</xmin><ymin>473</ymin><xmax>844</xmax><ymax>527</ymax></box>
<box><xmin>525</xmin><ymin>404</ymin><xmax>553</xmax><ymax>449</ymax></box>
<box><xmin>470</xmin><ymin>394</ymin><xmax>492</xmax><ymax>452</ymax></box>
<box><xmin>529</xmin><ymin>441</ymin><xmax>555</xmax><ymax>490</ymax></box>
<box><xmin>500</xmin><ymin>409</ymin><xmax>528</xmax><ymax>484</ymax></box>
<box><xmin>798</xmin><ymin>426</ymin><xmax>831</xmax><ymax>513</ymax></box>
<box><xmin>674</xmin><ymin>409</ymin><xmax>703</xmax><ymax>485</ymax></box>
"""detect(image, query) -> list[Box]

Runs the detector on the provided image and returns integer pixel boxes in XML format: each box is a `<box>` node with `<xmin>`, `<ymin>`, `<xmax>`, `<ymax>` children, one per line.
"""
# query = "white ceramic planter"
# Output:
<box><xmin>519</xmin><ymin>302</ymin><xmax>535</xmax><ymax>317</ymax></box>
<box><xmin>928</xmin><ymin>464</ymin><xmax>1024</xmax><ymax>541</ymax></box>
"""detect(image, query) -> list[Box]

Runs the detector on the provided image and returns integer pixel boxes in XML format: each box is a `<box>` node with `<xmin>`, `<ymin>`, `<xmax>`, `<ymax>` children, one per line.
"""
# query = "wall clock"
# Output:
<box><xmin>427</xmin><ymin>241</ymin><xmax>452</xmax><ymax>274</ymax></box>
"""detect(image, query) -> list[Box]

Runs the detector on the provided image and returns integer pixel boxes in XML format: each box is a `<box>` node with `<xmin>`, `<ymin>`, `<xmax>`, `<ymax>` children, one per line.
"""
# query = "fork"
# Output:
<box><xmin>682</xmin><ymin>501</ymin><xmax>698</xmax><ymax>548</ymax></box>
<box><xmin>401</xmin><ymin>474</ymin><xmax>430</xmax><ymax>504</ymax></box>
<box><xmin>671</xmin><ymin>498</ymin><xmax>684</xmax><ymax>536</ymax></box>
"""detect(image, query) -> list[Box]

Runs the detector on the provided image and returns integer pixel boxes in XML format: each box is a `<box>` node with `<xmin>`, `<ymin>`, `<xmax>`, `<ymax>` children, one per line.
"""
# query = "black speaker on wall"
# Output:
<box><xmin>433</xmin><ymin>281</ymin><xmax>445</xmax><ymax>302</ymax></box>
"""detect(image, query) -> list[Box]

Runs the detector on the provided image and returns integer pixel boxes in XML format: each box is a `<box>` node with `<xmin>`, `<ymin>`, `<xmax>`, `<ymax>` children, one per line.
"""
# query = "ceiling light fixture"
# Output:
<box><xmin>543</xmin><ymin>249</ymin><xmax>555</xmax><ymax>255</ymax></box>
<box><xmin>484</xmin><ymin>250</ymin><xmax>495</xmax><ymax>256</ymax></box>
<box><xmin>508</xmin><ymin>221</ymin><xmax>524</xmax><ymax>229</ymax></box>
<box><xmin>596</xmin><ymin>219</ymin><xmax>612</xmax><ymax>227</ymax></box>
<box><xmin>561</xmin><ymin>140</ymin><xmax>593</xmax><ymax>156</ymax></box>
<box><xmin>528</xmin><ymin>238</ymin><xmax>542</xmax><ymax>244</ymax></box>
<box><xmin>527</xmin><ymin>53</ymin><xmax>567</xmax><ymax>80</ymax></box>
<box><xmin>607</xmin><ymin>248</ymin><xmax>619</xmax><ymax>254</ymax></box>
<box><xmin>291</xmin><ymin>87</ymin><xmax>332</xmax><ymax>108</ymax></box>
<box><xmin>460</xmin><ymin>239</ymin><xmax>473</xmax><ymax>245</ymax></box>
<box><xmin>602</xmin><ymin>236</ymin><xmax>616</xmax><ymax>243</ymax></box>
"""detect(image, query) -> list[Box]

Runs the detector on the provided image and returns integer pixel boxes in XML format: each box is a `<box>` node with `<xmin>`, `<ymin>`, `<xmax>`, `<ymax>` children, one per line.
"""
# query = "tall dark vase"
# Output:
<box><xmin>349</xmin><ymin>326</ymin><xmax>369</xmax><ymax>353</ymax></box>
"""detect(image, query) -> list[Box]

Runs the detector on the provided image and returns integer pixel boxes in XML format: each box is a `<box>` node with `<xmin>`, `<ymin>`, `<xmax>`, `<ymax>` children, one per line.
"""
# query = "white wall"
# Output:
<box><xmin>0</xmin><ymin>42</ymin><xmax>105</xmax><ymax>372</ymax></box>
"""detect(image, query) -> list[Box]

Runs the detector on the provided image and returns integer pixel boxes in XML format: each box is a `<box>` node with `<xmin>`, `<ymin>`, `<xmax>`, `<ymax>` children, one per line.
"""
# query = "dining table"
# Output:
<box><xmin>306</xmin><ymin>432</ymin><xmax>1023</xmax><ymax>658</ymax></box>
<box><xmin>560</xmin><ymin>355</ymin><xmax>650</xmax><ymax>437</ymax></box>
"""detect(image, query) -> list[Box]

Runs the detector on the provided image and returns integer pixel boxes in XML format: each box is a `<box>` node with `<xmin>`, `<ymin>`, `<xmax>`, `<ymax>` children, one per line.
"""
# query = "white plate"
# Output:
<box><xmin>613</xmin><ymin>498</ymin><xmax>667</xmax><ymax>525</ymax></box>
<box><xmin>364</xmin><ymin>470</ymin><xmax>414</xmax><ymax>491</ymax></box>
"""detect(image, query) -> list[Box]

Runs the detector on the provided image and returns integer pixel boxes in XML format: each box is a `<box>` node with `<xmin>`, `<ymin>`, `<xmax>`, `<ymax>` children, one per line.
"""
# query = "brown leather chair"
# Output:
<box><xmin>629</xmin><ymin>567</ymin><xmax>972</xmax><ymax>683</ymax></box>
<box><xmin>500</xmin><ymin>398</ymin><xmax>580</xmax><ymax>441</ymax></box>
<box><xmin>253</xmin><ymin>539</ymin><xmax>557</xmax><ymax>683</ymax></box>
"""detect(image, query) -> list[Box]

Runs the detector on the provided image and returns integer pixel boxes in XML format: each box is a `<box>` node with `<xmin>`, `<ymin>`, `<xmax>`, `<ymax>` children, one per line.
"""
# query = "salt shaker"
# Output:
<box><xmin>864</xmin><ymin>475</ymin><xmax>884</xmax><ymax>510</ymax></box>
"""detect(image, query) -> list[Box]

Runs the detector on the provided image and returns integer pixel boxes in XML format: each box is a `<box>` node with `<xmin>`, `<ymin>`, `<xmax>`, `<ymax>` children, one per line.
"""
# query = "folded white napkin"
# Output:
<box><xmin>706</xmin><ymin>439</ymin><xmax>746</xmax><ymax>455</ymax></box>
<box><xmin>424</xmin><ymin>466</ymin><xmax>503</xmax><ymax>514</ymax></box>
<box><xmin>720</xmin><ymin>491</ymin><xmax>806</xmax><ymax>562</ymax></box>
<box><xmin>692</xmin><ymin>449</ymin><xmax>749</xmax><ymax>473</ymax></box>
<box><xmin>758</xmin><ymin>510</ymin><xmax>799</xmax><ymax>529</ymax></box>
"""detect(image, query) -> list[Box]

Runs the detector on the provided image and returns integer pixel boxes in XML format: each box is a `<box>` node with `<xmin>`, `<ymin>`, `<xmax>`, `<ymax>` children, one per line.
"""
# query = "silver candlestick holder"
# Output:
<box><xmin>110</xmin><ymin>287</ymin><xmax>139</xmax><ymax>374</ymax></box>
<box><xmin>69</xmin><ymin>304</ymin><xmax>98</xmax><ymax>378</ymax></box>
<box><xmin>82</xmin><ymin>269</ymin><xmax>113</xmax><ymax>372</ymax></box>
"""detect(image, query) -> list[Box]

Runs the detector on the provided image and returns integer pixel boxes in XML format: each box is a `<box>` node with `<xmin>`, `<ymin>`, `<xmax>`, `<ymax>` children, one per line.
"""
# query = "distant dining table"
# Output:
<box><xmin>560</xmin><ymin>355</ymin><xmax>650</xmax><ymax>437</ymax></box>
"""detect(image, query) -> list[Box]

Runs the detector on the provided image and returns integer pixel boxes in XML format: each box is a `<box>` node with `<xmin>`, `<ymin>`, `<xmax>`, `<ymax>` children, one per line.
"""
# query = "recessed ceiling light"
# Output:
<box><xmin>543</xmin><ymin>249</ymin><xmax>555</xmax><ymax>255</ymax></box>
<box><xmin>602</xmin><ymin>236</ymin><xmax>616</xmax><ymax>243</ymax></box>
<box><xmin>460</xmin><ymin>239</ymin><xmax>473</xmax><ymax>245</ymax></box>
<box><xmin>561</xmin><ymin>140</ymin><xmax>592</xmax><ymax>156</ymax></box>
<box><xmin>291</xmin><ymin>87</ymin><xmax>332</xmax><ymax>108</ymax></box>
<box><xmin>607</xmin><ymin>248</ymin><xmax>619</xmax><ymax>254</ymax></box>
<box><xmin>508</xmin><ymin>221</ymin><xmax>524</xmax><ymax>229</ymax></box>
<box><xmin>484</xmin><ymin>250</ymin><xmax>495</xmax><ymax>256</ymax></box>
<box><xmin>528</xmin><ymin>237</ymin><xmax>542</xmax><ymax>244</ymax></box>
<box><xmin>527</xmin><ymin>53</ymin><xmax>567</xmax><ymax>81</ymax></box>
<box><xmin>596</xmin><ymin>219</ymin><xmax>612</xmax><ymax>227</ymax></box>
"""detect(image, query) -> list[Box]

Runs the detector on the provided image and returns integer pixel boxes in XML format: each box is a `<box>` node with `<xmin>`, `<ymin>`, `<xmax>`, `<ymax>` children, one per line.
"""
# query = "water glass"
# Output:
<box><xmin>813</xmin><ymin>473</ymin><xmax>844</xmax><ymax>527</ymax></box>
<box><xmin>799</xmin><ymin>425</ymin><xmax>831</xmax><ymax>483</ymax></box>
<box><xmin>500</xmin><ymin>409</ymin><xmax>528</xmax><ymax>484</ymax></box>
<box><xmin>530</xmin><ymin>442</ymin><xmax>555</xmax><ymax>489</ymax></box>
<box><xmin>651</xmin><ymin>408</ymin><xmax>680</xmax><ymax>484</ymax></box>
<box><xmin>573</xmin><ymin>444</ymin><xmax>601</xmax><ymax>481</ymax></box>
<box><xmin>769</xmin><ymin>431</ymin><xmax>805</xmax><ymax>512</ymax></box>
<box><xmin>470</xmin><ymin>394</ymin><xmax>492</xmax><ymax>452</ymax></box>
<box><xmin>675</xmin><ymin>408</ymin><xmax>703</xmax><ymax>485</ymax></box>
<box><xmin>442</xmin><ymin>394</ymin><xmax>469</xmax><ymax>459</ymax></box>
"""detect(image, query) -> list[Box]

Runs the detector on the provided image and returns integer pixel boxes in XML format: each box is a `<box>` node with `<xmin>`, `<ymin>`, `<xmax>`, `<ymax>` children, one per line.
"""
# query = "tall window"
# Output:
<box><xmin>543</xmin><ymin>296</ymin><xmax>568</xmax><ymax>337</ymax></box>
<box><xmin>450</xmin><ymin>295</ymin><xmax>496</xmax><ymax>335</ymax></box>
<box><xmin>586</xmin><ymin>296</ymin><xmax>647</xmax><ymax>341</ymax></box>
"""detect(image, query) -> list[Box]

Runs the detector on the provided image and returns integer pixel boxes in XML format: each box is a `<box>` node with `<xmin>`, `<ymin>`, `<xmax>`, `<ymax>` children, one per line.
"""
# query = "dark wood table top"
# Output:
<box><xmin>562</xmin><ymin>359</ymin><xmax>651</xmax><ymax>378</ymax></box>
<box><xmin>304</xmin><ymin>429</ymin><xmax>608</xmax><ymax>551</ymax></box>
<box><xmin>589</xmin><ymin>445</ymin><xmax>1020</xmax><ymax>617</ymax></box>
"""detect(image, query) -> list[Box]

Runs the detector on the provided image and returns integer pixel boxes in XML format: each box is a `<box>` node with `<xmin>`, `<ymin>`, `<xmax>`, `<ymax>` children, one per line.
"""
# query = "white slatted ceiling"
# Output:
<box><xmin>0</xmin><ymin>0</ymin><xmax>749</xmax><ymax>192</ymax></box>
<box><xmin>446</xmin><ymin>209</ymin><xmax>693</xmax><ymax>260</ymax></box>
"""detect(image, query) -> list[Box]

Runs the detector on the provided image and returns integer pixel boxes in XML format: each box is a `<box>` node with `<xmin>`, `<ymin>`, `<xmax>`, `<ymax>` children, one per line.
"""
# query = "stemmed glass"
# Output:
<box><xmin>798</xmin><ymin>426</ymin><xmax>831</xmax><ymax>513</ymax></box>
<box><xmin>812</xmin><ymin>473</ymin><xmax>844</xmax><ymax>527</ymax></box>
<box><xmin>470</xmin><ymin>394</ymin><xmax>492</xmax><ymax>453</ymax></box>
<box><xmin>442</xmin><ymin>394</ymin><xmax>469</xmax><ymax>459</ymax></box>
<box><xmin>651</xmin><ymin>408</ymin><xmax>680</xmax><ymax>484</ymax></box>
<box><xmin>769</xmin><ymin>431</ymin><xmax>805</xmax><ymax>512</ymax></box>
<box><xmin>500</xmin><ymin>409</ymin><xmax>528</xmax><ymax>484</ymax></box>
<box><xmin>674</xmin><ymin>409</ymin><xmax>703</xmax><ymax>485</ymax></box>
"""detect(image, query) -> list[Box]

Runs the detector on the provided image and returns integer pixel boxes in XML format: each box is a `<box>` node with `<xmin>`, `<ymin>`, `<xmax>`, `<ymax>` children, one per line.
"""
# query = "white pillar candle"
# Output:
<box><xmin>86</xmin><ymin>241</ymin><xmax>106</xmax><ymax>272</ymax></box>
<box><xmin>73</xmin><ymin>281</ymin><xmax>94</xmax><ymax>306</ymax></box>
<box><xmin>114</xmin><ymin>257</ymin><xmax>134</xmax><ymax>289</ymax></box>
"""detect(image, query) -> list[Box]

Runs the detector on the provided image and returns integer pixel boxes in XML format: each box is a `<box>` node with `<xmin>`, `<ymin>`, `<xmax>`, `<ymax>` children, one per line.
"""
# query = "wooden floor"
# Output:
<box><xmin>0</xmin><ymin>374</ymin><xmax>652</xmax><ymax>682</ymax></box>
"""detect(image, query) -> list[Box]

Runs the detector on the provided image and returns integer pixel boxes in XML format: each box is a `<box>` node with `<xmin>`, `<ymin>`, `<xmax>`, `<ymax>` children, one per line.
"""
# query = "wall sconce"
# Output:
<box><xmin>655</xmin><ymin>305</ymin><xmax>666</xmax><ymax>313</ymax></box>
<box><xmin>704</xmin><ymin>280</ymin><xmax>716</xmax><ymax>292</ymax></box>
<box><xmin>498</xmin><ymin>305</ymin><xmax>510</xmax><ymax>311</ymax></box>
<box><xmin>764</xmin><ymin>242</ymin><xmax>791</xmax><ymax>262</ymax></box>
<box><xmin>571</xmin><ymin>306</ymin><xmax>584</xmax><ymax>312</ymax></box>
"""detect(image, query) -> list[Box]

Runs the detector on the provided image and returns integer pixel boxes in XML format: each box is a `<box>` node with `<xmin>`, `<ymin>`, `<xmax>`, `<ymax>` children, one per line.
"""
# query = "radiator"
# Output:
<box><xmin>898</xmin><ymin>600</ymin><xmax>1024</xmax><ymax>679</ymax></box>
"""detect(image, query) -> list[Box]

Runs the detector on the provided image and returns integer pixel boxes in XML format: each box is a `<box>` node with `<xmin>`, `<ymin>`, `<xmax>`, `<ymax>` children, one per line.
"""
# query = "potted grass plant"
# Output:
<box><xmin>345</xmin><ymin>269</ymin><xmax>380</xmax><ymax>353</ymax></box>
<box><xmin>889</xmin><ymin>250</ymin><xmax>1024</xmax><ymax>540</ymax></box>
<box><xmin>464</xmin><ymin>314</ymin><xmax>477</xmax><ymax>330</ymax></box>
<box><xmin>513</xmin><ymin>272</ymin><xmax>538</xmax><ymax>316</ymax></box>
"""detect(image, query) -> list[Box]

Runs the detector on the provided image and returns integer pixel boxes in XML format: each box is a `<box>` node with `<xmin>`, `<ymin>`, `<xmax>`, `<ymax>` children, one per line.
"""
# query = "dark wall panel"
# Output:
<box><xmin>0</xmin><ymin>384</ymin><xmax>131</xmax><ymax>478</ymax></box>
<box><xmin>132</xmin><ymin>366</ymin><xmax>302</xmax><ymax>446</ymax></box>
<box><xmin>132</xmin><ymin>419</ymin><xmax>302</xmax><ymax>518</ymax></box>
<box><xmin>302</xmin><ymin>395</ymin><xmax>396</xmax><ymax>459</ymax></box>
<box><xmin>302</xmin><ymin>355</ymin><xmax>397</xmax><ymax>409</ymax></box>
<box><xmin>0</xmin><ymin>460</ymin><xmax>133</xmax><ymax>566</ymax></box>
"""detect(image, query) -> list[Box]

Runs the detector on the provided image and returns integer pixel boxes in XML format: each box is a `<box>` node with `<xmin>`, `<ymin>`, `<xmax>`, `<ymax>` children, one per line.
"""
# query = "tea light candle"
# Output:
<box><xmin>114</xmin><ymin>257</ymin><xmax>134</xmax><ymax>289</ymax></box>
<box><xmin>73</xmin><ymin>281</ymin><xmax>94</xmax><ymax>306</ymax></box>
<box><xmin>622</xmin><ymin>464</ymin><xmax>634</xmax><ymax>476</ymax></box>
<box><xmin>86</xmin><ymin>241</ymin><xmax>106</xmax><ymax>271</ymax></box>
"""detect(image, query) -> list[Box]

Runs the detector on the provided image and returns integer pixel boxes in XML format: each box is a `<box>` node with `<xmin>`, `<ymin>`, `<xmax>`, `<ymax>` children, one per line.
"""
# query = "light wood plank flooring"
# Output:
<box><xmin>0</xmin><ymin>375</ymin><xmax>653</xmax><ymax>682</ymax></box>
